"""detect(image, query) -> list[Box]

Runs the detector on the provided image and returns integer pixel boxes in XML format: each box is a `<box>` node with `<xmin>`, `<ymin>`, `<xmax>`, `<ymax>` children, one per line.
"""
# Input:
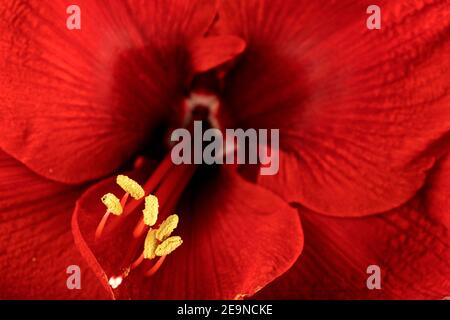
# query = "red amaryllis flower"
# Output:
<box><xmin>0</xmin><ymin>0</ymin><xmax>302</xmax><ymax>299</ymax></box>
<box><xmin>0</xmin><ymin>0</ymin><xmax>449</xmax><ymax>300</ymax></box>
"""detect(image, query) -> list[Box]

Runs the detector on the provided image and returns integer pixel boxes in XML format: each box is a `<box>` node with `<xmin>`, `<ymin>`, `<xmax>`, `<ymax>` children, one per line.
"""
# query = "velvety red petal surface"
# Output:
<box><xmin>217</xmin><ymin>0</ymin><xmax>450</xmax><ymax>216</ymax></box>
<box><xmin>0</xmin><ymin>150</ymin><xmax>110</xmax><ymax>299</ymax></box>
<box><xmin>254</xmin><ymin>157</ymin><xmax>450</xmax><ymax>299</ymax></box>
<box><xmin>73</xmin><ymin>166</ymin><xmax>303</xmax><ymax>299</ymax></box>
<box><xmin>189</xmin><ymin>35</ymin><xmax>246</xmax><ymax>73</ymax></box>
<box><xmin>0</xmin><ymin>0</ymin><xmax>218</xmax><ymax>184</ymax></box>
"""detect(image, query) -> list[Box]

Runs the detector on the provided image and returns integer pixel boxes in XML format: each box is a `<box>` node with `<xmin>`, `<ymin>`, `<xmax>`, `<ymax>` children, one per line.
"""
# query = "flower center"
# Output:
<box><xmin>95</xmin><ymin>87</ymin><xmax>223</xmax><ymax>289</ymax></box>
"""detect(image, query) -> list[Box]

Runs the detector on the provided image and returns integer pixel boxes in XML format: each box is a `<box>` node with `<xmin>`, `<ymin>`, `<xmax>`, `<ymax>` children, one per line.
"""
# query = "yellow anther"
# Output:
<box><xmin>101</xmin><ymin>193</ymin><xmax>123</xmax><ymax>216</ymax></box>
<box><xmin>156</xmin><ymin>214</ymin><xmax>179</xmax><ymax>241</ymax></box>
<box><xmin>155</xmin><ymin>236</ymin><xmax>183</xmax><ymax>257</ymax></box>
<box><xmin>143</xmin><ymin>195</ymin><xmax>159</xmax><ymax>227</ymax></box>
<box><xmin>143</xmin><ymin>229</ymin><xmax>158</xmax><ymax>260</ymax></box>
<box><xmin>116</xmin><ymin>175</ymin><xmax>145</xmax><ymax>200</ymax></box>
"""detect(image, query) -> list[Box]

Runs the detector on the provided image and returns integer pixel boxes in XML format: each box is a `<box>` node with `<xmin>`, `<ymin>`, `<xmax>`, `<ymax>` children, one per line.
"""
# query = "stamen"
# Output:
<box><xmin>101</xmin><ymin>193</ymin><xmax>123</xmax><ymax>215</ymax></box>
<box><xmin>116</xmin><ymin>175</ymin><xmax>145</xmax><ymax>200</ymax></box>
<box><xmin>155</xmin><ymin>236</ymin><xmax>183</xmax><ymax>256</ymax></box>
<box><xmin>95</xmin><ymin>211</ymin><xmax>111</xmax><ymax>240</ymax></box>
<box><xmin>156</xmin><ymin>214</ymin><xmax>179</xmax><ymax>241</ymax></box>
<box><xmin>143</xmin><ymin>229</ymin><xmax>158</xmax><ymax>260</ymax></box>
<box><xmin>143</xmin><ymin>195</ymin><xmax>159</xmax><ymax>227</ymax></box>
<box><xmin>102</xmin><ymin>154</ymin><xmax>194</xmax><ymax>282</ymax></box>
<box><xmin>96</xmin><ymin>193</ymin><xmax>128</xmax><ymax>240</ymax></box>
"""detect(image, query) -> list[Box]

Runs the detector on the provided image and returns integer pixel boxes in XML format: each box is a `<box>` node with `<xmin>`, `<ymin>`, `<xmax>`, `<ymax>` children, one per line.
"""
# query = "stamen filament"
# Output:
<box><xmin>131</xmin><ymin>252</ymin><xmax>144</xmax><ymax>270</ymax></box>
<box><xmin>145</xmin><ymin>255</ymin><xmax>167</xmax><ymax>277</ymax></box>
<box><xmin>122</xmin><ymin>155</ymin><xmax>175</xmax><ymax>217</ymax></box>
<box><xmin>120</xmin><ymin>193</ymin><xmax>130</xmax><ymax>207</ymax></box>
<box><xmin>132</xmin><ymin>219</ymin><xmax>146</xmax><ymax>238</ymax></box>
<box><xmin>131</xmin><ymin>164</ymin><xmax>193</xmax><ymax>240</ymax></box>
<box><xmin>156</xmin><ymin>164</ymin><xmax>191</xmax><ymax>206</ymax></box>
<box><xmin>142</xmin><ymin>154</ymin><xmax>176</xmax><ymax>196</ymax></box>
<box><xmin>95</xmin><ymin>210</ymin><xmax>110</xmax><ymax>240</ymax></box>
<box><xmin>163</xmin><ymin>164</ymin><xmax>195</xmax><ymax>213</ymax></box>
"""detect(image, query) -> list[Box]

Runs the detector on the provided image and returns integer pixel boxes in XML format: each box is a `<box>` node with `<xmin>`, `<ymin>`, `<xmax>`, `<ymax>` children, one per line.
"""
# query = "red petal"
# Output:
<box><xmin>73</xmin><ymin>166</ymin><xmax>303</xmax><ymax>299</ymax></box>
<box><xmin>254</xmin><ymin>198</ymin><xmax>450</xmax><ymax>299</ymax></box>
<box><xmin>427</xmin><ymin>153</ymin><xmax>450</xmax><ymax>229</ymax></box>
<box><xmin>0</xmin><ymin>150</ymin><xmax>110</xmax><ymax>299</ymax></box>
<box><xmin>0</xmin><ymin>0</ymin><xmax>217</xmax><ymax>184</ymax></box>
<box><xmin>190</xmin><ymin>35</ymin><xmax>246</xmax><ymax>73</ymax></box>
<box><xmin>218</xmin><ymin>0</ymin><xmax>450</xmax><ymax>216</ymax></box>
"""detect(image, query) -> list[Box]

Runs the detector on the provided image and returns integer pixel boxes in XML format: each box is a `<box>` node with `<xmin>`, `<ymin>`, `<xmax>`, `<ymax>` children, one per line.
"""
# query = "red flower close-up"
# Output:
<box><xmin>0</xmin><ymin>0</ymin><xmax>449</xmax><ymax>301</ymax></box>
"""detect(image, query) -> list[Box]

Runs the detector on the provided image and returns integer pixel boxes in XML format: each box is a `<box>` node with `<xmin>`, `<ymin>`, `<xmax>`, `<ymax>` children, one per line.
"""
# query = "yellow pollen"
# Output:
<box><xmin>116</xmin><ymin>175</ymin><xmax>145</xmax><ymax>200</ymax></box>
<box><xmin>143</xmin><ymin>195</ymin><xmax>159</xmax><ymax>227</ymax></box>
<box><xmin>101</xmin><ymin>193</ymin><xmax>123</xmax><ymax>215</ymax></box>
<box><xmin>143</xmin><ymin>229</ymin><xmax>158</xmax><ymax>260</ymax></box>
<box><xmin>155</xmin><ymin>236</ymin><xmax>183</xmax><ymax>257</ymax></box>
<box><xmin>156</xmin><ymin>214</ymin><xmax>179</xmax><ymax>241</ymax></box>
